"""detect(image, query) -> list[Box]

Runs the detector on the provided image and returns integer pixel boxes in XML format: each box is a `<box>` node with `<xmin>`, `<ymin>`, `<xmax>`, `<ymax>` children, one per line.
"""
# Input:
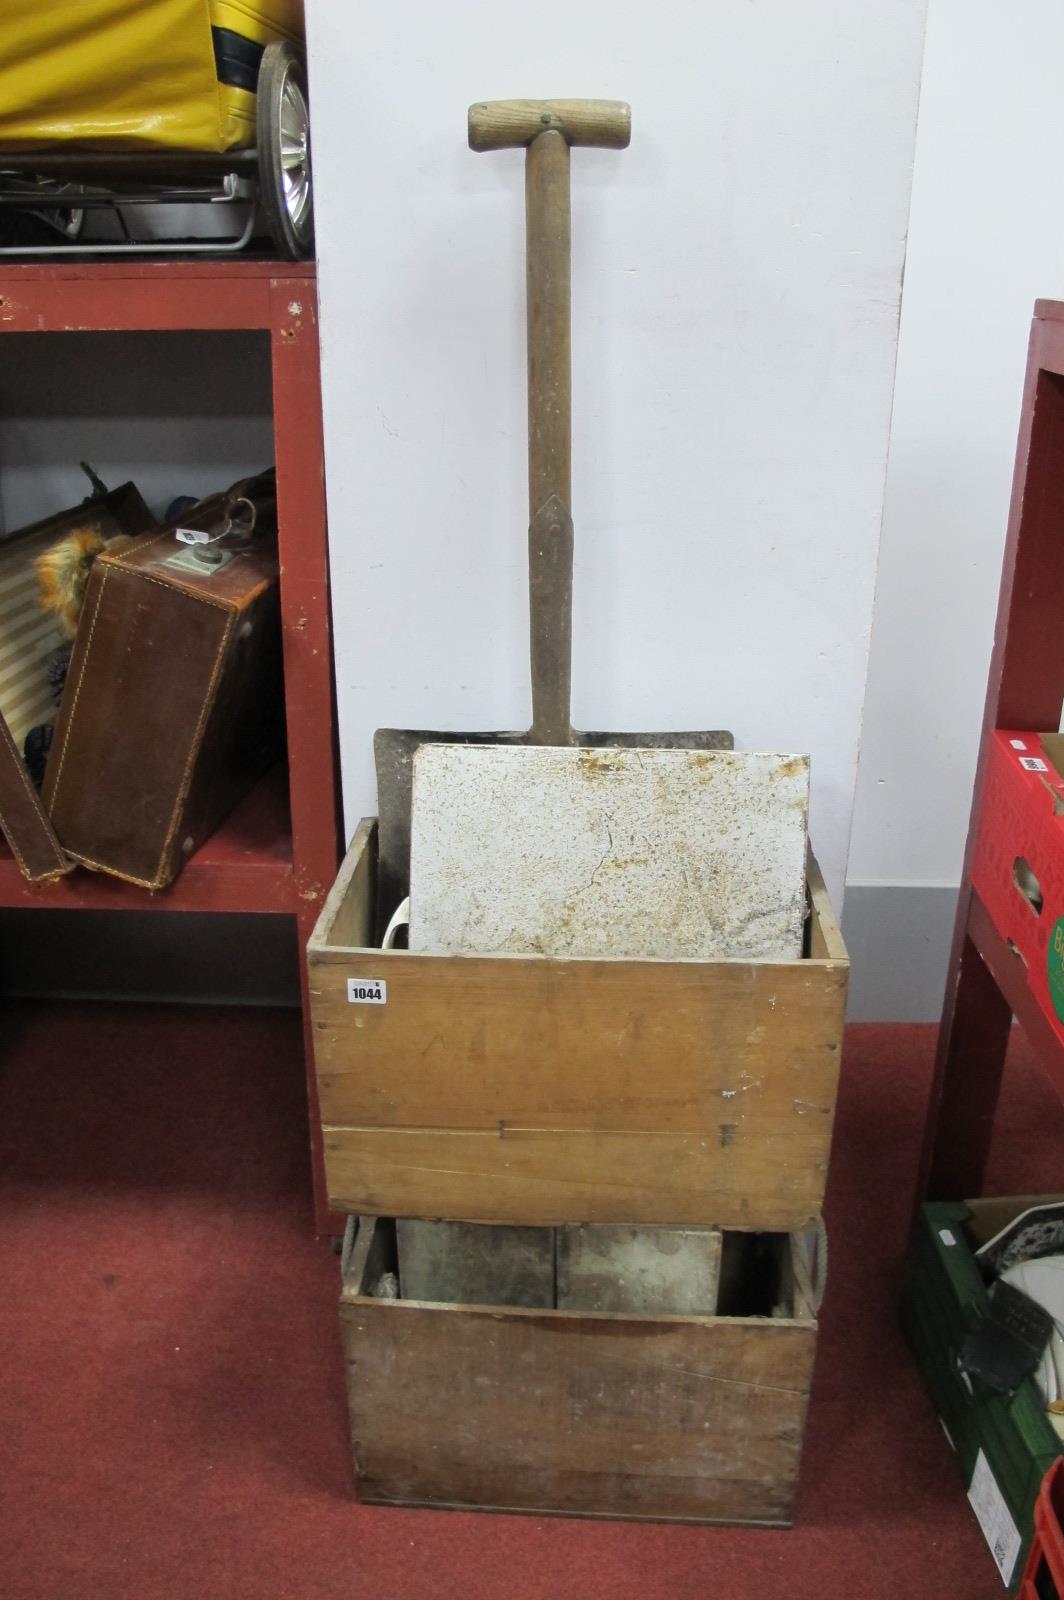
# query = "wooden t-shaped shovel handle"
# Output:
<box><xmin>468</xmin><ymin>99</ymin><xmax>632</xmax><ymax>153</ymax></box>
<box><xmin>468</xmin><ymin>99</ymin><xmax>631</xmax><ymax>745</ymax></box>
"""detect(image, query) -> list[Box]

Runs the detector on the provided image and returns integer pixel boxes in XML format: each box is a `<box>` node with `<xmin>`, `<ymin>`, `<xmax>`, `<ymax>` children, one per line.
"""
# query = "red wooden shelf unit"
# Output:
<box><xmin>921</xmin><ymin>300</ymin><xmax>1064</xmax><ymax>1202</ymax></box>
<box><xmin>0</xmin><ymin>261</ymin><xmax>343</xmax><ymax>1232</ymax></box>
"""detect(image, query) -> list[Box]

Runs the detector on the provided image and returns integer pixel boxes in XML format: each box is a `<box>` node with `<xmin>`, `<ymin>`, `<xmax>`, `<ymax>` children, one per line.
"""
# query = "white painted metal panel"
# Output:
<box><xmin>409</xmin><ymin>745</ymin><xmax>809</xmax><ymax>961</ymax></box>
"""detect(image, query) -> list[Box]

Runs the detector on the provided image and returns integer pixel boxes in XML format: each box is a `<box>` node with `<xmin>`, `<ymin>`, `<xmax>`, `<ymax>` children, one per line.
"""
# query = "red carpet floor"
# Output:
<box><xmin>2</xmin><ymin>1001</ymin><xmax>1064</xmax><ymax>1600</ymax></box>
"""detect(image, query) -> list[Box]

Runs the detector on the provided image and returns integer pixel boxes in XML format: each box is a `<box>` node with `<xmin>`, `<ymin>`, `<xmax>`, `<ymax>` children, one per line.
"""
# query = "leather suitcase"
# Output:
<box><xmin>0</xmin><ymin>714</ymin><xmax>69</xmax><ymax>883</ymax></box>
<box><xmin>0</xmin><ymin>479</ymin><xmax>156</xmax><ymax>883</ymax></box>
<box><xmin>42</xmin><ymin>477</ymin><xmax>283</xmax><ymax>890</ymax></box>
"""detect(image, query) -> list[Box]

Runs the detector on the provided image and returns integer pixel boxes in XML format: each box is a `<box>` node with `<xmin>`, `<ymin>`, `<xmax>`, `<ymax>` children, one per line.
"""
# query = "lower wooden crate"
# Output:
<box><xmin>340</xmin><ymin>1216</ymin><xmax>818</xmax><ymax>1524</ymax></box>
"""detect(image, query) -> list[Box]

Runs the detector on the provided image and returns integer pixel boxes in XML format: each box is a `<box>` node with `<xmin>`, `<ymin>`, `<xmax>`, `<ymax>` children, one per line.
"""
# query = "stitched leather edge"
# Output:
<box><xmin>0</xmin><ymin>715</ymin><xmax>70</xmax><ymax>881</ymax></box>
<box><xmin>106</xmin><ymin>542</ymin><xmax>275</xmax><ymax>611</ymax></box>
<box><xmin>156</xmin><ymin>611</ymin><xmax>237</xmax><ymax>884</ymax></box>
<box><xmin>45</xmin><ymin>564</ymin><xmax>109</xmax><ymax>810</ymax></box>
<box><xmin>60</xmin><ymin>848</ymin><xmax>164</xmax><ymax>892</ymax></box>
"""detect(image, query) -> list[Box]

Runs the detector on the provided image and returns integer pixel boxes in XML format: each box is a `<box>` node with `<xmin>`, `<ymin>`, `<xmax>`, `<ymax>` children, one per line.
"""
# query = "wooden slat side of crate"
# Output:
<box><xmin>308</xmin><ymin>820</ymin><xmax>848</xmax><ymax>1231</ymax></box>
<box><xmin>340</xmin><ymin>1217</ymin><xmax>817</xmax><ymax>1525</ymax></box>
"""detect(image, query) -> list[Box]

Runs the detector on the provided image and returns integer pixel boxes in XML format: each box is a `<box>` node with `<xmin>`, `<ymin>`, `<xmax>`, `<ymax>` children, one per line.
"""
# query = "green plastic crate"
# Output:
<box><xmin>901</xmin><ymin>1199</ymin><xmax>1062</xmax><ymax>1588</ymax></box>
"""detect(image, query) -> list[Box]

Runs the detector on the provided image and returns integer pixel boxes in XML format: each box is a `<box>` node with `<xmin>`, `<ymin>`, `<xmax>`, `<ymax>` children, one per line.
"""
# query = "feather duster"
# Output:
<box><xmin>35</xmin><ymin>527</ymin><xmax>122</xmax><ymax>639</ymax></box>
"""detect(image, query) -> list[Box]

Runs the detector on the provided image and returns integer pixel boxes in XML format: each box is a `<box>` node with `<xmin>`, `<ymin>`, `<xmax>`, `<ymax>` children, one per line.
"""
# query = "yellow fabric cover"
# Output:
<box><xmin>0</xmin><ymin>0</ymin><xmax>303</xmax><ymax>155</ymax></box>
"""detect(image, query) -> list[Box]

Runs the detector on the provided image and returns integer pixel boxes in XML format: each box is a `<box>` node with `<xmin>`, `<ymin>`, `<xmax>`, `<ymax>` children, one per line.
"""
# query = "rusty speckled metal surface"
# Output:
<box><xmin>409</xmin><ymin>744</ymin><xmax>809</xmax><ymax>962</ymax></box>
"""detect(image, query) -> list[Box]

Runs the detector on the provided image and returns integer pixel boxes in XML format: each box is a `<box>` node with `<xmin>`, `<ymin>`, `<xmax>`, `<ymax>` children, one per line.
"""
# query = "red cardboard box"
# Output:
<box><xmin>971</xmin><ymin>730</ymin><xmax>1064</xmax><ymax>1044</ymax></box>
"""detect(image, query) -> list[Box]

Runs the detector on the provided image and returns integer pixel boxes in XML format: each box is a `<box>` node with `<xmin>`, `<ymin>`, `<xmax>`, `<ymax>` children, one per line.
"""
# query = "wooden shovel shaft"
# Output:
<box><xmin>526</xmin><ymin>129</ymin><xmax>571</xmax><ymax>517</ymax></box>
<box><xmin>526</xmin><ymin>130</ymin><xmax>573</xmax><ymax>744</ymax></box>
<box><xmin>528</xmin><ymin>492</ymin><xmax>573</xmax><ymax>744</ymax></box>
<box><xmin>468</xmin><ymin>99</ymin><xmax>630</xmax><ymax>747</ymax></box>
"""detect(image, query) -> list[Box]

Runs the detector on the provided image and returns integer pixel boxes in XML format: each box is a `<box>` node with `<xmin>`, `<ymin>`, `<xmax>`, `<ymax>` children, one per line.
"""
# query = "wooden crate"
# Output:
<box><xmin>308</xmin><ymin>818</ymin><xmax>848</xmax><ymax>1230</ymax></box>
<box><xmin>340</xmin><ymin>1216</ymin><xmax>818</xmax><ymax>1524</ymax></box>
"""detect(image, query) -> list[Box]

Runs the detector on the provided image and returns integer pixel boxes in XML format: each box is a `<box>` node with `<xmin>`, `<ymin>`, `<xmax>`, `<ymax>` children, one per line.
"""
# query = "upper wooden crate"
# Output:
<box><xmin>307</xmin><ymin>818</ymin><xmax>849</xmax><ymax>1230</ymax></box>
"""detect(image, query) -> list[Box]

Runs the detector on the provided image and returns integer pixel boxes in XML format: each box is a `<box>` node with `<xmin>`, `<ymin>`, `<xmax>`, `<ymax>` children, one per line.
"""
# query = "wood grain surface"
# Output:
<box><xmin>341</xmin><ymin>1219</ymin><xmax>815</xmax><ymax>1523</ymax></box>
<box><xmin>525</xmin><ymin>129</ymin><xmax>572</xmax><ymax>523</ymax></box>
<box><xmin>468</xmin><ymin>99</ymin><xmax>631</xmax><ymax>152</ymax></box>
<box><xmin>309</xmin><ymin>825</ymin><xmax>847</xmax><ymax>1228</ymax></box>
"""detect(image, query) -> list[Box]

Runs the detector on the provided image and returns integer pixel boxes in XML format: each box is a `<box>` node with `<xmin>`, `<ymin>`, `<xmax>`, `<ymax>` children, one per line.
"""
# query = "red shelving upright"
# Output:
<box><xmin>921</xmin><ymin>300</ymin><xmax>1064</xmax><ymax>1201</ymax></box>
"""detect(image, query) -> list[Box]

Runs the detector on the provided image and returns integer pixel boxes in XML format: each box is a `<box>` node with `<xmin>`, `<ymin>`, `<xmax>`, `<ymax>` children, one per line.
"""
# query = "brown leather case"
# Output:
<box><xmin>0</xmin><ymin>714</ymin><xmax>70</xmax><ymax>882</ymax></box>
<box><xmin>42</xmin><ymin>513</ymin><xmax>284</xmax><ymax>890</ymax></box>
<box><xmin>0</xmin><ymin>481</ymin><xmax>157</xmax><ymax>883</ymax></box>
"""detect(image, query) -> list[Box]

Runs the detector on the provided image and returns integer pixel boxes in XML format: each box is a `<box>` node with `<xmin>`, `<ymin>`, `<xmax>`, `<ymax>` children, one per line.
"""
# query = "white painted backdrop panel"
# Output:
<box><xmin>849</xmin><ymin>0</ymin><xmax>1064</xmax><ymax>891</ymax></box>
<box><xmin>306</xmin><ymin>0</ymin><xmax>927</xmax><ymax>909</ymax></box>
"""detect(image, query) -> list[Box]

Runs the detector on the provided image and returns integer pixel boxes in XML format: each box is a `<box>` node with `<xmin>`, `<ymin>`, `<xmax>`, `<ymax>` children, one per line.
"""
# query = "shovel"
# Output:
<box><xmin>373</xmin><ymin>98</ymin><xmax>732</xmax><ymax>931</ymax></box>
